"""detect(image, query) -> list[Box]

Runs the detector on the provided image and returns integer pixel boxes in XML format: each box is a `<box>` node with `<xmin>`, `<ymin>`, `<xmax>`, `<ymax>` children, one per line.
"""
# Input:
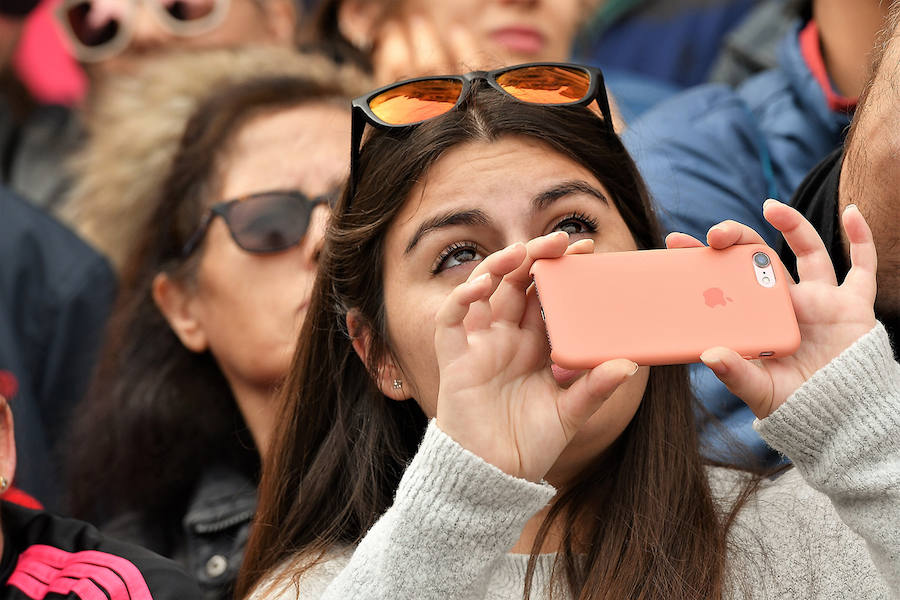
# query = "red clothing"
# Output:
<box><xmin>798</xmin><ymin>21</ymin><xmax>858</xmax><ymax>112</ymax></box>
<box><xmin>2</xmin><ymin>488</ymin><xmax>41</xmax><ymax>511</ymax></box>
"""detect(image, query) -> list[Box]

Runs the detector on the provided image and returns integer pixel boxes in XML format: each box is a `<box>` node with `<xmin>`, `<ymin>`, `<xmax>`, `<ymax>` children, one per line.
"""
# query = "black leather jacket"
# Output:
<box><xmin>103</xmin><ymin>464</ymin><xmax>256</xmax><ymax>600</ymax></box>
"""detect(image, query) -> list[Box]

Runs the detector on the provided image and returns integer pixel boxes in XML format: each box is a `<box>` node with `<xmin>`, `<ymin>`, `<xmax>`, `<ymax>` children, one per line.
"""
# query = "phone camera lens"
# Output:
<box><xmin>753</xmin><ymin>252</ymin><xmax>771</xmax><ymax>268</ymax></box>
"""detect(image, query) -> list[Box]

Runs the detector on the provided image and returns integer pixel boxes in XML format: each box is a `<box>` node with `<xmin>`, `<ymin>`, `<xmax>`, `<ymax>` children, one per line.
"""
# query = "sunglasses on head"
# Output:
<box><xmin>56</xmin><ymin>0</ymin><xmax>230</xmax><ymax>62</ymax></box>
<box><xmin>181</xmin><ymin>189</ymin><xmax>335</xmax><ymax>258</ymax></box>
<box><xmin>348</xmin><ymin>62</ymin><xmax>613</xmax><ymax>207</ymax></box>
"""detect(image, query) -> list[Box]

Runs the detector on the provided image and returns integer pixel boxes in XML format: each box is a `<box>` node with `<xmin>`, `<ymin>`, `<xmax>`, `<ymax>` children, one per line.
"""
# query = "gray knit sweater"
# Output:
<box><xmin>250</xmin><ymin>324</ymin><xmax>900</xmax><ymax>599</ymax></box>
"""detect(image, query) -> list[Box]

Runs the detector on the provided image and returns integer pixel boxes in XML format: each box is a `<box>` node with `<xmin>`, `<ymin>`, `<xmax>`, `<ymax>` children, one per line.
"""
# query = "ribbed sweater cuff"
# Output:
<box><xmin>754</xmin><ymin>323</ymin><xmax>900</xmax><ymax>483</ymax></box>
<box><xmin>393</xmin><ymin>420</ymin><xmax>557</xmax><ymax>552</ymax></box>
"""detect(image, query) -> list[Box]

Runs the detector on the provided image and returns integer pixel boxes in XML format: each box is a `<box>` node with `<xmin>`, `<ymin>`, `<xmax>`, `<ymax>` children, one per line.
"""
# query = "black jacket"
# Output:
<box><xmin>104</xmin><ymin>464</ymin><xmax>257</xmax><ymax>600</ymax></box>
<box><xmin>779</xmin><ymin>148</ymin><xmax>899</xmax><ymax>356</ymax></box>
<box><xmin>0</xmin><ymin>501</ymin><xmax>201</xmax><ymax>599</ymax></box>
<box><xmin>0</xmin><ymin>188</ymin><xmax>115</xmax><ymax>509</ymax></box>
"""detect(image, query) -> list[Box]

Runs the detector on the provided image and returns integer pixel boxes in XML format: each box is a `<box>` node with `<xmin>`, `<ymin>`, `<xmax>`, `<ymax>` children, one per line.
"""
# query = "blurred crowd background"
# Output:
<box><xmin>2</xmin><ymin>0</ymin><xmax>892</xmax><ymax>598</ymax></box>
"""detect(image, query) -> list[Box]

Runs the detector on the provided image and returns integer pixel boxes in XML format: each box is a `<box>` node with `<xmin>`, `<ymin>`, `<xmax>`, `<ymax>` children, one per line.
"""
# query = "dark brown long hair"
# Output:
<box><xmin>65</xmin><ymin>75</ymin><xmax>357</xmax><ymax>526</ymax></box>
<box><xmin>238</xmin><ymin>84</ymin><xmax>753</xmax><ymax>599</ymax></box>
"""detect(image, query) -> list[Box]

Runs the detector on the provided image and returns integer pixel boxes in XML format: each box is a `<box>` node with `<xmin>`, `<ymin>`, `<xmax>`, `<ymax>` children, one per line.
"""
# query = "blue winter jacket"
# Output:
<box><xmin>622</xmin><ymin>22</ymin><xmax>853</xmax><ymax>467</ymax></box>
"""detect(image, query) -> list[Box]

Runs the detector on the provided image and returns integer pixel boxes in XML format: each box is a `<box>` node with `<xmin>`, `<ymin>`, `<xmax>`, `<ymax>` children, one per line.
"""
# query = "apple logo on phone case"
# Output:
<box><xmin>703</xmin><ymin>288</ymin><xmax>734</xmax><ymax>308</ymax></box>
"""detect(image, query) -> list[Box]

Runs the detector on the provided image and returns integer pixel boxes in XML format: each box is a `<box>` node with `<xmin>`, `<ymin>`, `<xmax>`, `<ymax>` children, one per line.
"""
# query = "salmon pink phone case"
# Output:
<box><xmin>530</xmin><ymin>244</ymin><xmax>800</xmax><ymax>368</ymax></box>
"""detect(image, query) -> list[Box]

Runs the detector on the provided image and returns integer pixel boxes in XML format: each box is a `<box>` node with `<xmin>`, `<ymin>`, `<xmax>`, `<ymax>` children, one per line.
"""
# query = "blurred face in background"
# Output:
<box><xmin>336</xmin><ymin>0</ymin><xmax>593</xmax><ymax>83</ymax></box>
<box><xmin>399</xmin><ymin>0</ymin><xmax>588</xmax><ymax>64</ymax></box>
<box><xmin>56</xmin><ymin>0</ymin><xmax>296</xmax><ymax>79</ymax></box>
<box><xmin>159</xmin><ymin>102</ymin><xmax>350</xmax><ymax>396</ymax></box>
<box><xmin>153</xmin><ymin>100</ymin><xmax>350</xmax><ymax>452</ymax></box>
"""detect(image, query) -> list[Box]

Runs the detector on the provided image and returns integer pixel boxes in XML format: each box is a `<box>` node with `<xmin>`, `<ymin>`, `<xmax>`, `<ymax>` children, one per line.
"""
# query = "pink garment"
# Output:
<box><xmin>7</xmin><ymin>545</ymin><xmax>154</xmax><ymax>600</ymax></box>
<box><xmin>13</xmin><ymin>0</ymin><xmax>87</xmax><ymax>105</ymax></box>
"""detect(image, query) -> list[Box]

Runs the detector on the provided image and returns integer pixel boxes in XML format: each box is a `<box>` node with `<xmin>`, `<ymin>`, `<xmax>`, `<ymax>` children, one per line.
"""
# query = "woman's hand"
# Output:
<box><xmin>371</xmin><ymin>14</ymin><xmax>484</xmax><ymax>87</ymax></box>
<box><xmin>666</xmin><ymin>199</ymin><xmax>878</xmax><ymax>419</ymax></box>
<box><xmin>433</xmin><ymin>232</ymin><xmax>639</xmax><ymax>482</ymax></box>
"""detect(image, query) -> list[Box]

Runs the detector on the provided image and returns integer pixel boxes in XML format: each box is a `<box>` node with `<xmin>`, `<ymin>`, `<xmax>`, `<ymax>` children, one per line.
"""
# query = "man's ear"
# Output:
<box><xmin>262</xmin><ymin>0</ymin><xmax>297</xmax><ymax>45</ymax></box>
<box><xmin>152</xmin><ymin>272</ymin><xmax>208</xmax><ymax>353</ymax></box>
<box><xmin>337</xmin><ymin>0</ymin><xmax>382</xmax><ymax>50</ymax></box>
<box><xmin>0</xmin><ymin>396</ymin><xmax>17</xmax><ymax>494</ymax></box>
<box><xmin>346</xmin><ymin>309</ymin><xmax>409</xmax><ymax>401</ymax></box>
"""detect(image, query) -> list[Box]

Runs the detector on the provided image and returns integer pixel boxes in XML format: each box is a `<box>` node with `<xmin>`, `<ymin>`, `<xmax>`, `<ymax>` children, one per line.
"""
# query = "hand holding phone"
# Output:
<box><xmin>531</xmin><ymin>244</ymin><xmax>801</xmax><ymax>368</ymax></box>
<box><xmin>432</xmin><ymin>232</ymin><xmax>639</xmax><ymax>484</ymax></box>
<box><xmin>677</xmin><ymin>201</ymin><xmax>879</xmax><ymax>419</ymax></box>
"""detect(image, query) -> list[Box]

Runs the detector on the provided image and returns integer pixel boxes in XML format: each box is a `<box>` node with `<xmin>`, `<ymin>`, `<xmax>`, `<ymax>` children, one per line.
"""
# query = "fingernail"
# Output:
<box><xmin>701</xmin><ymin>353</ymin><xmax>727</xmax><ymax>376</ymax></box>
<box><xmin>844</xmin><ymin>203</ymin><xmax>858</xmax><ymax>213</ymax></box>
<box><xmin>763</xmin><ymin>198</ymin><xmax>778</xmax><ymax>208</ymax></box>
<box><xmin>627</xmin><ymin>361</ymin><xmax>639</xmax><ymax>376</ymax></box>
<box><xmin>472</xmin><ymin>273</ymin><xmax>490</xmax><ymax>285</ymax></box>
<box><xmin>569</xmin><ymin>239</ymin><xmax>593</xmax><ymax>249</ymax></box>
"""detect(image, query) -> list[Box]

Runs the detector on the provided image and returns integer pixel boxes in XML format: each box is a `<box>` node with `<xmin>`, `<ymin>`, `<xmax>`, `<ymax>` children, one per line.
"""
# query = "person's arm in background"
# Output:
<box><xmin>840</xmin><ymin>2</ymin><xmax>900</xmax><ymax>321</ymax></box>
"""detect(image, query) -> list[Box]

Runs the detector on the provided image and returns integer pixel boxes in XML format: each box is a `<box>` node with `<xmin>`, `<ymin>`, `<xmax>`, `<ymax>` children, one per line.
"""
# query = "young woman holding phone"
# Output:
<box><xmin>237</xmin><ymin>64</ymin><xmax>898</xmax><ymax>599</ymax></box>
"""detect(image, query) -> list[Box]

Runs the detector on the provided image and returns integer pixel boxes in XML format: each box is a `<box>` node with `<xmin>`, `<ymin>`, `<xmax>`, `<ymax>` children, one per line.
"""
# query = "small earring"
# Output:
<box><xmin>0</xmin><ymin>476</ymin><xmax>9</xmax><ymax>492</ymax></box>
<box><xmin>392</xmin><ymin>379</ymin><xmax>402</xmax><ymax>390</ymax></box>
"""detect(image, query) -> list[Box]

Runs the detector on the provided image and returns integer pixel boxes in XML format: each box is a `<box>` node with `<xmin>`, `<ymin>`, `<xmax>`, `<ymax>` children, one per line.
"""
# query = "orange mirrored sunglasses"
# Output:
<box><xmin>348</xmin><ymin>62</ymin><xmax>613</xmax><ymax>206</ymax></box>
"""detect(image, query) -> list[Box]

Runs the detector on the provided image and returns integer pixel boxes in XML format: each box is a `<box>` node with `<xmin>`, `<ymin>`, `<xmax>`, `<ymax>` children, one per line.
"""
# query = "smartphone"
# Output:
<box><xmin>530</xmin><ymin>244</ymin><xmax>800</xmax><ymax>368</ymax></box>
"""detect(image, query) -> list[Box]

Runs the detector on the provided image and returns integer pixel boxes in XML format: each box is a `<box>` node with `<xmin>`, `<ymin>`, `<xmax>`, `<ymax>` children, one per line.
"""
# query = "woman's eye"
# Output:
<box><xmin>554</xmin><ymin>213</ymin><xmax>598</xmax><ymax>236</ymax></box>
<box><xmin>434</xmin><ymin>243</ymin><xmax>483</xmax><ymax>273</ymax></box>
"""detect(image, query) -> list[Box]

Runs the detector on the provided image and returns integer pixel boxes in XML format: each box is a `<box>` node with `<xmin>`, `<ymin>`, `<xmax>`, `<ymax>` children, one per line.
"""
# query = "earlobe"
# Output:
<box><xmin>346</xmin><ymin>310</ymin><xmax>409</xmax><ymax>401</ymax></box>
<box><xmin>152</xmin><ymin>273</ymin><xmax>209</xmax><ymax>353</ymax></box>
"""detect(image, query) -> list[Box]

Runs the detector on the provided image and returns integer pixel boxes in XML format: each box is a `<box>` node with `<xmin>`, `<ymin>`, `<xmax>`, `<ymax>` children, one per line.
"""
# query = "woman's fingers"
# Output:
<box><xmin>665</xmin><ymin>232</ymin><xmax>705</xmax><ymax>249</ymax></box>
<box><xmin>491</xmin><ymin>232</ymin><xmax>570</xmax><ymax>325</ymax></box>
<box><xmin>565</xmin><ymin>238</ymin><xmax>594</xmax><ymax>255</ymax></box>
<box><xmin>434</xmin><ymin>272</ymin><xmax>493</xmax><ymax>360</ymax></box>
<box><xmin>700</xmin><ymin>347</ymin><xmax>775</xmax><ymax>419</ymax></box>
<box><xmin>556</xmin><ymin>359</ymin><xmax>638</xmax><ymax>437</ymax></box>
<box><xmin>763</xmin><ymin>199</ymin><xmax>838</xmax><ymax>285</ymax></box>
<box><xmin>519</xmin><ymin>238</ymin><xmax>591</xmax><ymax>334</ymax></box>
<box><xmin>465</xmin><ymin>243</ymin><xmax>527</xmax><ymax>330</ymax></box>
<box><xmin>373</xmin><ymin>20</ymin><xmax>413</xmax><ymax>85</ymax></box>
<box><xmin>841</xmin><ymin>204</ymin><xmax>878</xmax><ymax>301</ymax></box>
<box><xmin>705</xmin><ymin>219</ymin><xmax>767</xmax><ymax>249</ymax></box>
<box><xmin>408</xmin><ymin>15</ymin><xmax>452</xmax><ymax>74</ymax></box>
<box><xmin>435</xmin><ymin>244</ymin><xmax>525</xmax><ymax>357</ymax></box>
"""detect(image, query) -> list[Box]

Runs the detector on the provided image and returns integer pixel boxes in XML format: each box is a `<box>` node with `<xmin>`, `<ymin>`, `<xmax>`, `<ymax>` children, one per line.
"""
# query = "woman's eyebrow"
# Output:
<box><xmin>532</xmin><ymin>180</ymin><xmax>609</xmax><ymax>211</ymax></box>
<box><xmin>404</xmin><ymin>209</ymin><xmax>490</xmax><ymax>254</ymax></box>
